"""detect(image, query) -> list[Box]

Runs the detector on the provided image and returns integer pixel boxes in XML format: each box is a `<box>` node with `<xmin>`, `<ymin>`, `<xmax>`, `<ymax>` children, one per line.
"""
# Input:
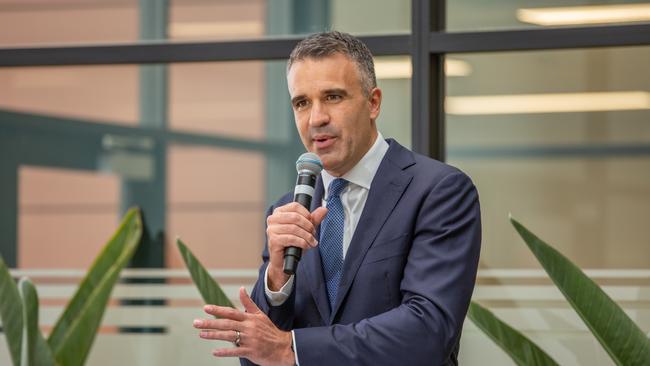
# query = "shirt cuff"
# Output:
<box><xmin>292</xmin><ymin>330</ymin><xmax>300</xmax><ymax>366</ymax></box>
<box><xmin>263</xmin><ymin>265</ymin><xmax>294</xmax><ymax>306</ymax></box>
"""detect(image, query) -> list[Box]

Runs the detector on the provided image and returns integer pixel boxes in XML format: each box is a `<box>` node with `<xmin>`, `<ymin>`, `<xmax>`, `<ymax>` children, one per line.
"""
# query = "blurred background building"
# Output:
<box><xmin>0</xmin><ymin>0</ymin><xmax>648</xmax><ymax>364</ymax></box>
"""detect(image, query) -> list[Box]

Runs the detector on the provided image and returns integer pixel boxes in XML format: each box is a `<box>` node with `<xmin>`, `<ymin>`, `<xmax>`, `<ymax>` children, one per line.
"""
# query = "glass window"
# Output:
<box><xmin>447</xmin><ymin>0</ymin><xmax>650</xmax><ymax>32</ymax></box>
<box><xmin>0</xmin><ymin>0</ymin><xmax>139</xmax><ymax>46</ymax></box>
<box><xmin>0</xmin><ymin>0</ymin><xmax>410</xmax><ymax>47</ymax></box>
<box><xmin>18</xmin><ymin>166</ymin><xmax>121</xmax><ymax>268</ymax></box>
<box><xmin>170</xmin><ymin>0</ymin><xmax>266</xmax><ymax>41</ymax></box>
<box><xmin>446</xmin><ymin>46</ymin><xmax>650</xmax><ymax>269</ymax></box>
<box><xmin>169</xmin><ymin>61</ymin><xmax>266</xmax><ymax>140</ymax></box>
<box><xmin>330</xmin><ymin>0</ymin><xmax>410</xmax><ymax>35</ymax></box>
<box><xmin>166</xmin><ymin>144</ymin><xmax>266</xmax><ymax>269</ymax></box>
<box><xmin>170</xmin><ymin>0</ymin><xmax>410</xmax><ymax>41</ymax></box>
<box><xmin>374</xmin><ymin>56</ymin><xmax>412</xmax><ymax>148</ymax></box>
<box><xmin>0</xmin><ymin>65</ymin><xmax>139</xmax><ymax>126</ymax></box>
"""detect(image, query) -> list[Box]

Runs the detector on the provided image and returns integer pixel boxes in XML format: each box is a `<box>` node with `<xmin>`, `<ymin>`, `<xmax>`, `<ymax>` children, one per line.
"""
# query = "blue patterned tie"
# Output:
<box><xmin>319</xmin><ymin>178</ymin><xmax>348</xmax><ymax>310</ymax></box>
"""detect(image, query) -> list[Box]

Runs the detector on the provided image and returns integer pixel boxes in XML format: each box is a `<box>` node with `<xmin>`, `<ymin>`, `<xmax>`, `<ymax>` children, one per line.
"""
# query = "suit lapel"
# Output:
<box><xmin>301</xmin><ymin>175</ymin><xmax>331</xmax><ymax>322</ymax></box>
<box><xmin>329</xmin><ymin>140</ymin><xmax>415</xmax><ymax>323</ymax></box>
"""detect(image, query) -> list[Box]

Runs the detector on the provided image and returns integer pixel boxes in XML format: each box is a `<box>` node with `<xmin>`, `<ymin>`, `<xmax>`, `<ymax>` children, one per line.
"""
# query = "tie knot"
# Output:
<box><xmin>328</xmin><ymin>178</ymin><xmax>348</xmax><ymax>199</ymax></box>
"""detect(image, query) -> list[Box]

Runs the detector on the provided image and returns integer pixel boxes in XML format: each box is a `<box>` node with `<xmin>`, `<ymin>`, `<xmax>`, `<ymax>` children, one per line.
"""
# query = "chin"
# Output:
<box><xmin>319</xmin><ymin>157</ymin><xmax>335</xmax><ymax>170</ymax></box>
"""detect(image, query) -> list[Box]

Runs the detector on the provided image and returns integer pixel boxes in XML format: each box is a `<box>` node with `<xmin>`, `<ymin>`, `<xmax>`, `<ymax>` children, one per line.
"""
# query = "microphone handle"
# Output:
<box><xmin>294</xmin><ymin>193</ymin><xmax>312</xmax><ymax>208</ymax></box>
<box><xmin>283</xmin><ymin>176</ymin><xmax>315</xmax><ymax>275</ymax></box>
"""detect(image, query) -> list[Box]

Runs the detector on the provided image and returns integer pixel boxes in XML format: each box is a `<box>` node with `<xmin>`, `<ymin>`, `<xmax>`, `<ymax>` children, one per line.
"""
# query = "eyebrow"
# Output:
<box><xmin>323</xmin><ymin>88</ymin><xmax>349</xmax><ymax>97</ymax></box>
<box><xmin>291</xmin><ymin>88</ymin><xmax>350</xmax><ymax>106</ymax></box>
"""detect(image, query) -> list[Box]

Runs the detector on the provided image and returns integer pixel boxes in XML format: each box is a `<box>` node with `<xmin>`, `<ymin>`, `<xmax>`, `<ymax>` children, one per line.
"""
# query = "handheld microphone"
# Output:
<box><xmin>283</xmin><ymin>152</ymin><xmax>323</xmax><ymax>275</ymax></box>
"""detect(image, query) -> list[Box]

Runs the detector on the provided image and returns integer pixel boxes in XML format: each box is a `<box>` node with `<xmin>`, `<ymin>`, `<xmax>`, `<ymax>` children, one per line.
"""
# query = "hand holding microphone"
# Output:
<box><xmin>265</xmin><ymin>153</ymin><xmax>328</xmax><ymax>288</ymax></box>
<box><xmin>283</xmin><ymin>153</ymin><xmax>323</xmax><ymax>275</ymax></box>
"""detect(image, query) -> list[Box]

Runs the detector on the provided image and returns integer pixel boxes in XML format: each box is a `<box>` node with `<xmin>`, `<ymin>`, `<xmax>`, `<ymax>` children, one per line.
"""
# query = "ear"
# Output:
<box><xmin>368</xmin><ymin>87</ymin><xmax>382</xmax><ymax>120</ymax></box>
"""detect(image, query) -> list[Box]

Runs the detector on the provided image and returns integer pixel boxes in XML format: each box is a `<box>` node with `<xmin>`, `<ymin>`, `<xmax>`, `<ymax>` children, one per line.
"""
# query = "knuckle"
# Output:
<box><xmin>288</xmin><ymin>224</ymin><xmax>301</xmax><ymax>236</ymax></box>
<box><xmin>289</xmin><ymin>214</ymin><xmax>299</xmax><ymax>223</ymax></box>
<box><xmin>284</xmin><ymin>211</ymin><xmax>297</xmax><ymax>222</ymax></box>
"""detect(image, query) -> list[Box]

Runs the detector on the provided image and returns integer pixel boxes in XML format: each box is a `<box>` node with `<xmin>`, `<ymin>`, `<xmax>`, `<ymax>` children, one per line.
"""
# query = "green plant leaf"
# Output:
<box><xmin>0</xmin><ymin>256</ymin><xmax>24</xmax><ymax>366</ymax></box>
<box><xmin>18</xmin><ymin>278</ymin><xmax>55</xmax><ymax>366</ymax></box>
<box><xmin>467</xmin><ymin>301</ymin><xmax>559</xmax><ymax>366</ymax></box>
<box><xmin>47</xmin><ymin>207</ymin><xmax>142</xmax><ymax>366</ymax></box>
<box><xmin>176</xmin><ymin>238</ymin><xmax>234</xmax><ymax>308</ymax></box>
<box><xmin>511</xmin><ymin>217</ymin><xmax>650</xmax><ymax>366</ymax></box>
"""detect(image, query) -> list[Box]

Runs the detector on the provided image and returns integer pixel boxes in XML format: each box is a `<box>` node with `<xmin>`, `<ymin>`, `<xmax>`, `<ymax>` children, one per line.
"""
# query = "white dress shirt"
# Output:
<box><xmin>263</xmin><ymin>132</ymin><xmax>389</xmax><ymax>365</ymax></box>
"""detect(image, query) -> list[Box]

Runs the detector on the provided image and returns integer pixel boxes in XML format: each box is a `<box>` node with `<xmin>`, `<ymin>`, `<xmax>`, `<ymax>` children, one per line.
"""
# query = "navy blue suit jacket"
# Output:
<box><xmin>243</xmin><ymin>139</ymin><xmax>481</xmax><ymax>366</ymax></box>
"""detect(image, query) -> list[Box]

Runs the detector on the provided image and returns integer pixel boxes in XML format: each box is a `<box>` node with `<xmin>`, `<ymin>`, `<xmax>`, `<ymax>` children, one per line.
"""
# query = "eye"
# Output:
<box><xmin>293</xmin><ymin>99</ymin><xmax>309</xmax><ymax>111</ymax></box>
<box><xmin>326</xmin><ymin>94</ymin><xmax>343</xmax><ymax>102</ymax></box>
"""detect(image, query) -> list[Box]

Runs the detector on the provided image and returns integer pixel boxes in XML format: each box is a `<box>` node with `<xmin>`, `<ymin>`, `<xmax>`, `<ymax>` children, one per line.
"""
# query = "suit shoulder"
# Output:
<box><xmin>407</xmin><ymin>153</ymin><xmax>480</xmax><ymax>212</ymax></box>
<box><xmin>384</xmin><ymin>138</ymin><xmax>475</xmax><ymax>188</ymax></box>
<box><xmin>408</xmin><ymin>151</ymin><xmax>475</xmax><ymax>189</ymax></box>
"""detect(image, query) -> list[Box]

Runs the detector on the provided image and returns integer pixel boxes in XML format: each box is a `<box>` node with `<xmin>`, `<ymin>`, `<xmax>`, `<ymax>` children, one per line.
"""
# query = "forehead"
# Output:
<box><xmin>287</xmin><ymin>54</ymin><xmax>363</xmax><ymax>95</ymax></box>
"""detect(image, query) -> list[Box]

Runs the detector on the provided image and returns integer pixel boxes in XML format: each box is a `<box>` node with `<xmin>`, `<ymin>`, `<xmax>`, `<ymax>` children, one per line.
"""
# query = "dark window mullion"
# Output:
<box><xmin>429</xmin><ymin>23</ymin><xmax>650</xmax><ymax>53</ymax></box>
<box><xmin>0</xmin><ymin>35</ymin><xmax>410</xmax><ymax>67</ymax></box>
<box><xmin>412</xmin><ymin>0</ymin><xmax>445</xmax><ymax>160</ymax></box>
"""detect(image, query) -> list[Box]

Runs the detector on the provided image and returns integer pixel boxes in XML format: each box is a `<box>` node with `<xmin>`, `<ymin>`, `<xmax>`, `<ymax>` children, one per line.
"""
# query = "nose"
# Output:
<box><xmin>309</xmin><ymin>102</ymin><xmax>329</xmax><ymax>127</ymax></box>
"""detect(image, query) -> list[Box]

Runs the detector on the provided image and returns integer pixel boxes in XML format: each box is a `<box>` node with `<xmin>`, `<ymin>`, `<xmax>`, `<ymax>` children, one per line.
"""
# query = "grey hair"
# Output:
<box><xmin>287</xmin><ymin>31</ymin><xmax>377</xmax><ymax>96</ymax></box>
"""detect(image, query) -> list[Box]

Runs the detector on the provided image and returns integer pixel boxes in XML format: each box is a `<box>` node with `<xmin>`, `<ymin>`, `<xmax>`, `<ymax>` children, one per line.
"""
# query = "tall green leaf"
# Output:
<box><xmin>47</xmin><ymin>207</ymin><xmax>142</xmax><ymax>366</ymax></box>
<box><xmin>511</xmin><ymin>217</ymin><xmax>650</xmax><ymax>365</ymax></box>
<box><xmin>467</xmin><ymin>301</ymin><xmax>559</xmax><ymax>366</ymax></box>
<box><xmin>18</xmin><ymin>278</ymin><xmax>55</xmax><ymax>366</ymax></box>
<box><xmin>0</xmin><ymin>256</ymin><xmax>24</xmax><ymax>365</ymax></box>
<box><xmin>176</xmin><ymin>238</ymin><xmax>234</xmax><ymax>308</ymax></box>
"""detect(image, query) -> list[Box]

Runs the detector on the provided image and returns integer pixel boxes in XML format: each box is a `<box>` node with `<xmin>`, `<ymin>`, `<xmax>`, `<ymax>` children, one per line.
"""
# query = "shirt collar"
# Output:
<box><xmin>321</xmin><ymin>132</ymin><xmax>389</xmax><ymax>198</ymax></box>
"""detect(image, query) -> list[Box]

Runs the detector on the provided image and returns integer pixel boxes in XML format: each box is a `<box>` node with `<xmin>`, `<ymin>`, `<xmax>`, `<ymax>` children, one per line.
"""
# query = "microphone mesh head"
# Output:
<box><xmin>296</xmin><ymin>152</ymin><xmax>323</xmax><ymax>175</ymax></box>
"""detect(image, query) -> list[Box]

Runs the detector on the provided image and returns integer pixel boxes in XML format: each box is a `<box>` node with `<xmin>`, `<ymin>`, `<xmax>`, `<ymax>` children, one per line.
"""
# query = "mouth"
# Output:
<box><xmin>312</xmin><ymin>135</ymin><xmax>336</xmax><ymax>150</ymax></box>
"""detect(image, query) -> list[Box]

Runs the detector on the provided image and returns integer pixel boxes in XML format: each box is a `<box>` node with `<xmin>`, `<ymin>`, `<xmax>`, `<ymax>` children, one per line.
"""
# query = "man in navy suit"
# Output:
<box><xmin>193</xmin><ymin>31</ymin><xmax>481</xmax><ymax>366</ymax></box>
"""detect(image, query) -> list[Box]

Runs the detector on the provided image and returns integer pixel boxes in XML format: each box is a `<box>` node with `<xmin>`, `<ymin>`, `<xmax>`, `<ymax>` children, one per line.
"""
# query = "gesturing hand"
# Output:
<box><xmin>193</xmin><ymin>287</ymin><xmax>295</xmax><ymax>366</ymax></box>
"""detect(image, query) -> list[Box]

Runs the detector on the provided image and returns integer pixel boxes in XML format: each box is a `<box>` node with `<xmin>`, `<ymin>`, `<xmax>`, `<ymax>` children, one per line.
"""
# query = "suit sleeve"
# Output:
<box><xmin>293</xmin><ymin>171</ymin><xmax>481</xmax><ymax>366</ymax></box>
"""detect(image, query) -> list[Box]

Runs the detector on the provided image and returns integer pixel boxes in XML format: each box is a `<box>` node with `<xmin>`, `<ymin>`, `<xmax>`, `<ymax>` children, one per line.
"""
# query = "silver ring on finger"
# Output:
<box><xmin>233</xmin><ymin>330</ymin><xmax>241</xmax><ymax>347</ymax></box>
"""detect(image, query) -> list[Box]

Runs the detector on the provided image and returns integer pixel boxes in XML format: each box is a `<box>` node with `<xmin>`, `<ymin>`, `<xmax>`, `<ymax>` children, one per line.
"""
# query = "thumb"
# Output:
<box><xmin>311</xmin><ymin>206</ymin><xmax>328</xmax><ymax>226</ymax></box>
<box><xmin>239</xmin><ymin>286</ymin><xmax>260</xmax><ymax>314</ymax></box>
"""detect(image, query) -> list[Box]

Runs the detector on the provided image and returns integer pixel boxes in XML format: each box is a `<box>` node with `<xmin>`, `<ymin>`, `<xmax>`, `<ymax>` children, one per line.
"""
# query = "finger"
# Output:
<box><xmin>311</xmin><ymin>206</ymin><xmax>328</xmax><ymax>226</ymax></box>
<box><xmin>239</xmin><ymin>287</ymin><xmax>260</xmax><ymax>315</ymax></box>
<box><xmin>268</xmin><ymin>211</ymin><xmax>315</xmax><ymax>233</ymax></box>
<box><xmin>193</xmin><ymin>318</ymin><xmax>240</xmax><ymax>331</ymax></box>
<box><xmin>199</xmin><ymin>329</ymin><xmax>238</xmax><ymax>342</ymax></box>
<box><xmin>269</xmin><ymin>234</ymin><xmax>316</xmax><ymax>250</ymax></box>
<box><xmin>273</xmin><ymin>202</ymin><xmax>311</xmax><ymax>216</ymax></box>
<box><xmin>203</xmin><ymin>305</ymin><xmax>246</xmax><ymax>321</ymax></box>
<box><xmin>269</xmin><ymin>226</ymin><xmax>317</xmax><ymax>247</ymax></box>
<box><xmin>213</xmin><ymin>347</ymin><xmax>247</xmax><ymax>358</ymax></box>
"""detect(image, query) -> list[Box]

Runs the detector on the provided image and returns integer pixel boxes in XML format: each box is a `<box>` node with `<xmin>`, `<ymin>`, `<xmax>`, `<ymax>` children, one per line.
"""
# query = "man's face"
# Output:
<box><xmin>287</xmin><ymin>53</ymin><xmax>381</xmax><ymax>177</ymax></box>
